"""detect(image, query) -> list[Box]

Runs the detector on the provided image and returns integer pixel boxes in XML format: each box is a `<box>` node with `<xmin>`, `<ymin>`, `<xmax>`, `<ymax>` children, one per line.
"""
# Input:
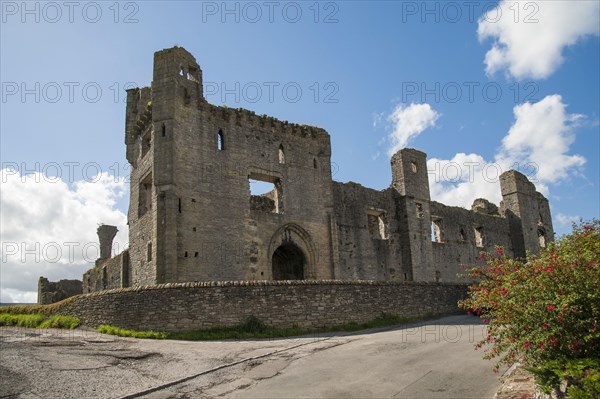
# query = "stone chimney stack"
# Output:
<box><xmin>97</xmin><ymin>225</ymin><xmax>118</xmax><ymax>259</ymax></box>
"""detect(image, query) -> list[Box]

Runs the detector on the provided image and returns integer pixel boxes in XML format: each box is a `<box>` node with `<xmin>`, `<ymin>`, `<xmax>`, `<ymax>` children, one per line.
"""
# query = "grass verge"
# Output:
<box><xmin>98</xmin><ymin>313</ymin><xmax>434</xmax><ymax>341</ymax></box>
<box><xmin>0</xmin><ymin>295</ymin><xmax>79</xmax><ymax>315</ymax></box>
<box><xmin>0</xmin><ymin>313</ymin><xmax>80</xmax><ymax>329</ymax></box>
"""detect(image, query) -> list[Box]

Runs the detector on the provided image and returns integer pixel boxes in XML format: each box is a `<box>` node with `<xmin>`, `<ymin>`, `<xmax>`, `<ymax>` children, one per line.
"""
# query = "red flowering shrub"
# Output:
<box><xmin>459</xmin><ymin>220</ymin><xmax>600</xmax><ymax>397</ymax></box>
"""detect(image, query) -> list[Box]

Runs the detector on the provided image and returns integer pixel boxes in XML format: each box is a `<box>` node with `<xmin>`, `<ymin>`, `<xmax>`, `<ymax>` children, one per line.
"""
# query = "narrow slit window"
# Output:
<box><xmin>431</xmin><ymin>218</ymin><xmax>443</xmax><ymax>243</ymax></box>
<box><xmin>147</xmin><ymin>242</ymin><xmax>152</xmax><ymax>262</ymax></box>
<box><xmin>474</xmin><ymin>226</ymin><xmax>485</xmax><ymax>248</ymax></box>
<box><xmin>141</xmin><ymin>129</ymin><xmax>152</xmax><ymax>158</ymax></box>
<box><xmin>218</xmin><ymin>129</ymin><xmax>224</xmax><ymax>151</ymax></box>
<box><xmin>313</xmin><ymin>158</ymin><xmax>318</xmax><ymax>169</ymax></box>
<box><xmin>538</xmin><ymin>228</ymin><xmax>547</xmax><ymax>248</ymax></box>
<box><xmin>278</xmin><ymin>145</ymin><xmax>285</xmax><ymax>164</ymax></box>
<box><xmin>459</xmin><ymin>227</ymin><xmax>466</xmax><ymax>242</ymax></box>
<box><xmin>161</xmin><ymin>123</ymin><xmax>166</xmax><ymax>137</ymax></box>
<box><xmin>138</xmin><ymin>173</ymin><xmax>153</xmax><ymax>217</ymax></box>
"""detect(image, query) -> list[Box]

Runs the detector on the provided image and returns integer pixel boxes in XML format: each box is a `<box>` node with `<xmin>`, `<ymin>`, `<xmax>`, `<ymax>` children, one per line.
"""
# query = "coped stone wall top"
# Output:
<box><xmin>82</xmin><ymin>279</ymin><xmax>468</xmax><ymax>297</ymax></box>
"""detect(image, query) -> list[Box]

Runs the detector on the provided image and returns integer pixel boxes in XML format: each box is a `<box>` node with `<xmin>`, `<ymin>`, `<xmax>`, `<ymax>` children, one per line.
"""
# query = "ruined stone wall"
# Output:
<box><xmin>500</xmin><ymin>171</ymin><xmax>554</xmax><ymax>257</ymax></box>
<box><xmin>82</xmin><ymin>250</ymin><xmax>130</xmax><ymax>294</ymax></box>
<box><xmin>37</xmin><ymin>277</ymin><xmax>82</xmax><ymax>305</ymax></box>
<box><xmin>429</xmin><ymin>202</ymin><xmax>512</xmax><ymax>282</ymax></box>
<box><xmin>52</xmin><ymin>281</ymin><xmax>467</xmax><ymax>332</ymax></box>
<box><xmin>125</xmin><ymin>87</ymin><xmax>156</xmax><ymax>286</ymax></box>
<box><xmin>332</xmin><ymin>182</ymin><xmax>408</xmax><ymax>280</ymax></box>
<box><xmin>115</xmin><ymin>47</ymin><xmax>554</xmax><ymax>291</ymax></box>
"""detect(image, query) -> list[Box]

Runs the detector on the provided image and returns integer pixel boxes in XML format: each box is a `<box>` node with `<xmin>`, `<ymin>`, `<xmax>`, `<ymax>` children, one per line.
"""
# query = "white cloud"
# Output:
<box><xmin>428</xmin><ymin>153</ymin><xmax>503</xmax><ymax>207</ymax></box>
<box><xmin>387</xmin><ymin>103</ymin><xmax>440</xmax><ymax>156</ymax></box>
<box><xmin>478</xmin><ymin>1</ymin><xmax>600</xmax><ymax>79</ymax></box>
<box><xmin>555</xmin><ymin>212</ymin><xmax>582</xmax><ymax>229</ymax></box>
<box><xmin>428</xmin><ymin>95</ymin><xmax>585</xmax><ymax>211</ymax></box>
<box><xmin>495</xmin><ymin>94</ymin><xmax>586</xmax><ymax>183</ymax></box>
<box><xmin>0</xmin><ymin>170</ymin><xmax>128</xmax><ymax>303</ymax></box>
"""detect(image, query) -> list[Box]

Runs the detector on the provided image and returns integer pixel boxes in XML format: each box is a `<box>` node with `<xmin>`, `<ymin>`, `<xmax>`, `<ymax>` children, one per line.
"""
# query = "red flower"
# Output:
<box><xmin>549</xmin><ymin>339</ymin><xmax>558</xmax><ymax>345</ymax></box>
<box><xmin>547</xmin><ymin>305</ymin><xmax>556</xmax><ymax>311</ymax></box>
<box><xmin>524</xmin><ymin>342</ymin><xmax>531</xmax><ymax>348</ymax></box>
<box><xmin>542</xmin><ymin>323</ymin><xmax>549</xmax><ymax>330</ymax></box>
<box><xmin>497</xmin><ymin>248</ymin><xmax>503</xmax><ymax>255</ymax></box>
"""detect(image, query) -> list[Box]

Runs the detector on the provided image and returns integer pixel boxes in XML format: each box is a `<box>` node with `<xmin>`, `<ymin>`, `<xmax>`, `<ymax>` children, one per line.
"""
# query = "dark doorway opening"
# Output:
<box><xmin>272</xmin><ymin>244</ymin><xmax>305</xmax><ymax>280</ymax></box>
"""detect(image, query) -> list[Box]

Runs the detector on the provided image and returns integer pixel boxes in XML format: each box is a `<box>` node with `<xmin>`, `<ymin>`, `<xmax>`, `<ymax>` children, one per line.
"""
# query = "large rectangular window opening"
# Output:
<box><xmin>249</xmin><ymin>173</ymin><xmax>283</xmax><ymax>214</ymax></box>
<box><xmin>367</xmin><ymin>209</ymin><xmax>388</xmax><ymax>240</ymax></box>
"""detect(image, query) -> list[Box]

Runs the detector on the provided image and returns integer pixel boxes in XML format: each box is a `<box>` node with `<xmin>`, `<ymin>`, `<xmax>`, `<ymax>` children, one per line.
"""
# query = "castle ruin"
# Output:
<box><xmin>43</xmin><ymin>46</ymin><xmax>554</xmax><ymax>301</ymax></box>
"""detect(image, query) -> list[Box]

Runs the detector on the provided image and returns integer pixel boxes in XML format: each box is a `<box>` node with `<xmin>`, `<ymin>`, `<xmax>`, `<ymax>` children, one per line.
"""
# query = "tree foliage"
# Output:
<box><xmin>459</xmin><ymin>220</ymin><xmax>600</xmax><ymax>397</ymax></box>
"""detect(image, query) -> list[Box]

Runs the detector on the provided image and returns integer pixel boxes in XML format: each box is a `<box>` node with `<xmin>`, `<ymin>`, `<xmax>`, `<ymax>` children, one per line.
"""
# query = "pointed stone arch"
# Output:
<box><xmin>268</xmin><ymin>223</ymin><xmax>317</xmax><ymax>280</ymax></box>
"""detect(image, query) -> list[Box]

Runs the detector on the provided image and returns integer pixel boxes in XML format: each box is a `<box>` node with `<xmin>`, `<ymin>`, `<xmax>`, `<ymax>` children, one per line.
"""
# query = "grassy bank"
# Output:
<box><xmin>0</xmin><ymin>313</ymin><xmax>80</xmax><ymax>329</ymax></box>
<box><xmin>98</xmin><ymin>313</ymin><xmax>433</xmax><ymax>341</ymax></box>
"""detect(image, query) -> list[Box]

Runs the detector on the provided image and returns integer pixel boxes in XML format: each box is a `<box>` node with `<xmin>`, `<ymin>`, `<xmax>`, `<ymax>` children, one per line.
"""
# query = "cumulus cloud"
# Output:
<box><xmin>387</xmin><ymin>103</ymin><xmax>440</xmax><ymax>156</ymax></box>
<box><xmin>478</xmin><ymin>1</ymin><xmax>600</xmax><ymax>79</ymax></box>
<box><xmin>428</xmin><ymin>153</ymin><xmax>503</xmax><ymax>207</ymax></box>
<box><xmin>495</xmin><ymin>95</ymin><xmax>586</xmax><ymax>183</ymax></box>
<box><xmin>555</xmin><ymin>213</ymin><xmax>582</xmax><ymax>229</ymax></box>
<box><xmin>428</xmin><ymin>94</ymin><xmax>586</xmax><ymax>210</ymax></box>
<box><xmin>0</xmin><ymin>170</ymin><xmax>128</xmax><ymax>303</ymax></box>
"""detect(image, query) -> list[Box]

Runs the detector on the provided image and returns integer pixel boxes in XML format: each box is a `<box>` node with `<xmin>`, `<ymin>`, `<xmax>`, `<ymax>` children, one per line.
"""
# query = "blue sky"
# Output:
<box><xmin>1</xmin><ymin>1</ymin><xmax>599</xmax><ymax>302</ymax></box>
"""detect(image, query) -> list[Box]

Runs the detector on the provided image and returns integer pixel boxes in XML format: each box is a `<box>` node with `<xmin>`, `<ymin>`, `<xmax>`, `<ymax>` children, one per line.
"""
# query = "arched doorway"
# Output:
<box><xmin>272</xmin><ymin>244</ymin><xmax>305</xmax><ymax>280</ymax></box>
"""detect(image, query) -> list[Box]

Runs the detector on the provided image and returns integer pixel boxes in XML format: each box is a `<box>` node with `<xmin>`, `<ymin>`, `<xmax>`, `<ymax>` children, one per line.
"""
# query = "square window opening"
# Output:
<box><xmin>249</xmin><ymin>174</ymin><xmax>283</xmax><ymax>214</ymax></box>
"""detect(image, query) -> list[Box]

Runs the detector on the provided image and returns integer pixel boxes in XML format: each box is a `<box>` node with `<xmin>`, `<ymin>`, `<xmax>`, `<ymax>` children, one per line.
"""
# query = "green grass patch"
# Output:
<box><xmin>98</xmin><ymin>313</ymin><xmax>431</xmax><ymax>341</ymax></box>
<box><xmin>38</xmin><ymin>315</ymin><xmax>80</xmax><ymax>329</ymax></box>
<box><xmin>0</xmin><ymin>313</ymin><xmax>80</xmax><ymax>329</ymax></box>
<box><xmin>0</xmin><ymin>313</ymin><xmax>45</xmax><ymax>328</ymax></box>
<box><xmin>97</xmin><ymin>325</ymin><xmax>168</xmax><ymax>339</ymax></box>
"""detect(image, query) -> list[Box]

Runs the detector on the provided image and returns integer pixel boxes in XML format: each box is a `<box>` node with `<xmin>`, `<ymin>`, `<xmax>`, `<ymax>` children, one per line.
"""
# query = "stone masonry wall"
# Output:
<box><xmin>82</xmin><ymin>250</ymin><xmax>130</xmax><ymax>294</ymax></box>
<box><xmin>53</xmin><ymin>281</ymin><xmax>467</xmax><ymax>332</ymax></box>
<box><xmin>37</xmin><ymin>277</ymin><xmax>82</xmax><ymax>305</ymax></box>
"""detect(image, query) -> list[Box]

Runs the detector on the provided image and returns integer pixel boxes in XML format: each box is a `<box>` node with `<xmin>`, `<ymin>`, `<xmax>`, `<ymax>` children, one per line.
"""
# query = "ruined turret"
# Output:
<box><xmin>97</xmin><ymin>225</ymin><xmax>118</xmax><ymax>260</ymax></box>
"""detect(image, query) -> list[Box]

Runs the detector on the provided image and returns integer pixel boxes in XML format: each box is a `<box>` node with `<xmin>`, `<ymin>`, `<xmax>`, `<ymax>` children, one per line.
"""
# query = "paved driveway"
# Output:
<box><xmin>0</xmin><ymin>315</ymin><xmax>502</xmax><ymax>398</ymax></box>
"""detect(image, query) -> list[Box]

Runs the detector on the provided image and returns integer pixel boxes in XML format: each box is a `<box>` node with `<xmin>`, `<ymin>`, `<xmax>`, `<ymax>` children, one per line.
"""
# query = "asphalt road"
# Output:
<box><xmin>0</xmin><ymin>315</ymin><xmax>503</xmax><ymax>398</ymax></box>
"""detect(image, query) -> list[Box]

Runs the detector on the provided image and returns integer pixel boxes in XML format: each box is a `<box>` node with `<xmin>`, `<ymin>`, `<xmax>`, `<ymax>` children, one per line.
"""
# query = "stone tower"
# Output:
<box><xmin>500</xmin><ymin>170</ymin><xmax>554</xmax><ymax>257</ymax></box>
<box><xmin>124</xmin><ymin>46</ymin><xmax>337</xmax><ymax>287</ymax></box>
<box><xmin>391</xmin><ymin>148</ymin><xmax>434</xmax><ymax>281</ymax></box>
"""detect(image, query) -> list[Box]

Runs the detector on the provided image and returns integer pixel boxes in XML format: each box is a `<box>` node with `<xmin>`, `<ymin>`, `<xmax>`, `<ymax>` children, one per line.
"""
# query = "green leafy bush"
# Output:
<box><xmin>459</xmin><ymin>220</ymin><xmax>600</xmax><ymax>397</ymax></box>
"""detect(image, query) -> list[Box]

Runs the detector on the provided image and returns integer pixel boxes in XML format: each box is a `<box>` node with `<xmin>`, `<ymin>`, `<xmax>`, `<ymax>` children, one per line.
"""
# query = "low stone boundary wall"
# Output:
<box><xmin>52</xmin><ymin>280</ymin><xmax>468</xmax><ymax>332</ymax></box>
